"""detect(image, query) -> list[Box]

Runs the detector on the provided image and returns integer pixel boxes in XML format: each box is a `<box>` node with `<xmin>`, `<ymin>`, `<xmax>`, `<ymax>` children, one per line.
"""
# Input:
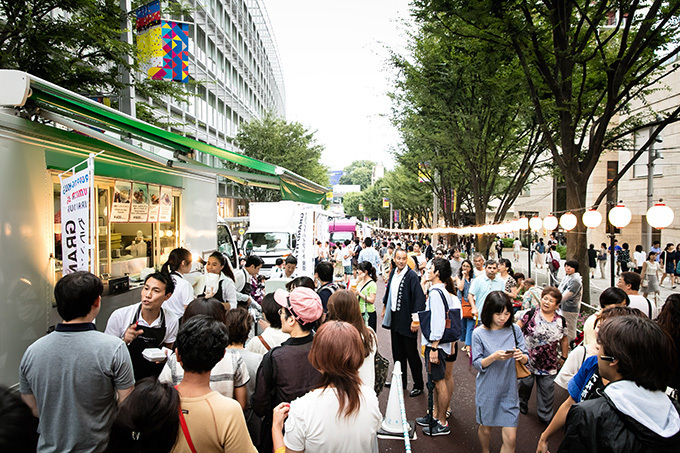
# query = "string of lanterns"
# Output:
<box><xmin>372</xmin><ymin>200</ymin><xmax>674</xmax><ymax>234</ymax></box>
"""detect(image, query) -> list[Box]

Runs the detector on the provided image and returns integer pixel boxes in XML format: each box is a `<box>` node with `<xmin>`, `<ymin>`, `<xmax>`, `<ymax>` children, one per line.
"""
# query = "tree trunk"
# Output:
<box><xmin>564</xmin><ymin>175</ymin><xmax>591</xmax><ymax>305</ymax></box>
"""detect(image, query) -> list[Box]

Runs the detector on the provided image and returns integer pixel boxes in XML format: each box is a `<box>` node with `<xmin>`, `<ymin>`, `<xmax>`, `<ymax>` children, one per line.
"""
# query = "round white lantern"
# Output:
<box><xmin>543</xmin><ymin>214</ymin><xmax>558</xmax><ymax>231</ymax></box>
<box><xmin>582</xmin><ymin>209</ymin><xmax>602</xmax><ymax>229</ymax></box>
<box><xmin>646</xmin><ymin>201</ymin><xmax>674</xmax><ymax>229</ymax></box>
<box><xmin>529</xmin><ymin>216</ymin><xmax>543</xmax><ymax>231</ymax></box>
<box><xmin>559</xmin><ymin>212</ymin><xmax>578</xmax><ymax>231</ymax></box>
<box><xmin>609</xmin><ymin>203</ymin><xmax>632</xmax><ymax>228</ymax></box>
<box><xmin>518</xmin><ymin>217</ymin><xmax>529</xmax><ymax>230</ymax></box>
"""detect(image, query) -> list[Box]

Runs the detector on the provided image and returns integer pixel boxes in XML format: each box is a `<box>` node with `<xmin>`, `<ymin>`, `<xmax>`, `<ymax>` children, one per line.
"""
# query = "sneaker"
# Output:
<box><xmin>422</xmin><ymin>420</ymin><xmax>450</xmax><ymax>436</ymax></box>
<box><xmin>416</xmin><ymin>414</ymin><xmax>435</xmax><ymax>427</ymax></box>
<box><xmin>519</xmin><ymin>402</ymin><xmax>528</xmax><ymax>415</ymax></box>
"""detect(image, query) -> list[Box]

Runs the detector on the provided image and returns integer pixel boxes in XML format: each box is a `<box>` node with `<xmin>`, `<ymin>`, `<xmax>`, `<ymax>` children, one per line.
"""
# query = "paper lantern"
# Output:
<box><xmin>543</xmin><ymin>214</ymin><xmax>558</xmax><ymax>231</ymax></box>
<box><xmin>582</xmin><ymin>209</ymin><xmax>602</xmax><ymax>229</ymax></box>
<box><xmin>529</xmin><ymin>216</ymin><xmax>543</xmax><ymax>231</ymax></box>
<box><xmin>608</xmin><ymin>202</ymin><xmax>632</xmax><ymax>228</ymax></box>
<box><xmin>646</xmin><ymin>201</ymin><xmax>674</xmax><ymax>229</ymax></box>
<box><xmin>518</xmin><ymin>217</ymin><xmax>529</xmax><ymax>230</ymax></box>
<box><xmin>559</xmin><ymin>212</ymin><xmax>577</xmax><ymax>231</ymax></box>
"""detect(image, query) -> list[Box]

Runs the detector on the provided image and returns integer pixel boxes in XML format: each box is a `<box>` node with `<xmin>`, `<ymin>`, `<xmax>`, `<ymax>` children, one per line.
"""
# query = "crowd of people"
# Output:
<box><xmin>3</xmin><ymin>235</ymin><xmax>680</xmax><ymax>453</ymax></box>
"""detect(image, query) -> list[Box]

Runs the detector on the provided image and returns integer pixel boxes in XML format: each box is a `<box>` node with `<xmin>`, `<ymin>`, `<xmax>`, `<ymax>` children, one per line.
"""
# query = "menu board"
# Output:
<box><xmin>159</xmin><ymin>186</ymin><xmax>173</xmax><ymax>223</ymax></box>
<box><xmin>148</xmin><ymin>185</ymin><xmax>160</xmax><ymax>222</ymax></box>
<box><xmin>130</xmin><ymin>183</ymin><xmax>149</xmax><ymax>222</ymax></box>
<box><xmin>111</xmin><ymin>181</ymin><xmax>132</xmax><ymax>222</ymax></box>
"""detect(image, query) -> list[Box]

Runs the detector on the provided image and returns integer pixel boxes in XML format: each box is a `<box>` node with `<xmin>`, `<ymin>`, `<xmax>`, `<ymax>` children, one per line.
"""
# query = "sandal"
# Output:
<box><xmin>446</xmin><ymin>409</ymin><xmax>452</xmax><ymax>419</ymax></box>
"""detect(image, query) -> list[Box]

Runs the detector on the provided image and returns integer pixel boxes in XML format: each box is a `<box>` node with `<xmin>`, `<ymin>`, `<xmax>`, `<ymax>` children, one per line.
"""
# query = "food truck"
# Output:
<box><xmin>0</xmin><ymin>70</ymin><xmax>328</xmax><ymax>387</ymax></box>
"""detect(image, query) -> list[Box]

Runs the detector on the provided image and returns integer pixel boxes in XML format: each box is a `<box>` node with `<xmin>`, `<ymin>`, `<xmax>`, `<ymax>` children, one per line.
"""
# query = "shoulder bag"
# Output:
<box><xmin>418</xmin><ymin>288</ymin><xmax>461</xmax><ymax>343</ymax></box>
<box><xmin>512</xmin><ymin>325</ymin><xmax>531</xmax><ymax>379</ymax></box>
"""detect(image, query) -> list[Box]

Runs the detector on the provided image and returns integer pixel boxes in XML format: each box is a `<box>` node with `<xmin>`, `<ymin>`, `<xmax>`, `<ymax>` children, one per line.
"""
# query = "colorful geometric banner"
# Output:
<box><xmin>138</xmin><ymin>18</ymin><xmax>189</xmax><ymax>83</ymax></box>
<box><xmin>135</xmin><ymin>0</ymin><xmax>161</xmax><ymax>32</ymax></box>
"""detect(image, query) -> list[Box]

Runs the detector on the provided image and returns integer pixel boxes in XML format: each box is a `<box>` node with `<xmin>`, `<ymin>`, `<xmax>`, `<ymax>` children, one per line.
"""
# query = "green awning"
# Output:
<box><xmin>25</xmin><ymin>73</ymin><xmax>329</xmax><ymax>203</ymax></box>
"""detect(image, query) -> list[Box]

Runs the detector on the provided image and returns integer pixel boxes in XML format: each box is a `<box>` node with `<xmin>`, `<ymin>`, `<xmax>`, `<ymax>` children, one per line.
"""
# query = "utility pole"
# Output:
<box><xmin>645</xmin><ymin>127</ymin><xmax>663</xmax><ymax>253</ymax></box>
<box><xmin>120</xmin><ymin>0</ymin><xmax>136</xmax><ymax>117</ymax></box>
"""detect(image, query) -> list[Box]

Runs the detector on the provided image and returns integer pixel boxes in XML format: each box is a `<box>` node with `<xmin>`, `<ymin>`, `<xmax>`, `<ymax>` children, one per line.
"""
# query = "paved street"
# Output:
<box><xmin>373</xmin><ymin>275</ymin><xmax>565</xmax><ymax>453</ymax></box>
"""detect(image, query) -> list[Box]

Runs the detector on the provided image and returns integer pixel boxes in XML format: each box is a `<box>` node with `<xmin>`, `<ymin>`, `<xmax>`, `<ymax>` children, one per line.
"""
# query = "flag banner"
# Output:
<box><xmin>138</xmin><ymin>18</ymin><xmax>189</xmax><ymax>83</ymax></box>
<box><xmin>60</xmin><ymin>163</ymin><xmax>93</xmax><ymax>274</ymax></box>
<box><xmin>135</xmin><ymin>0</ymin><xmax>161</xmax><ymax>32</ymax></box>
<box><xmin>383</xmin><ymin>197</ymin><xmax>389</xmax><ymax>208</ymax></box>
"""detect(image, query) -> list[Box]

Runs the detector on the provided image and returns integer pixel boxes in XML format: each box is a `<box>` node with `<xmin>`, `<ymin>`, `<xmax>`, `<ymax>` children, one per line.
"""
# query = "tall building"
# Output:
<box><xmin>140</xmin><ymin>0</ymin><xmax>285</xmax><ymax>208</ymax></box>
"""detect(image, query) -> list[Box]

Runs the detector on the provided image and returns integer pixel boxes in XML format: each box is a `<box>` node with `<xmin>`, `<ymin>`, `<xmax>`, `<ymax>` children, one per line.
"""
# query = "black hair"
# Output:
<box><xmin>601</xmin><ymin>242</ymin><xmax>607</xmax><ymax>248</ymax></box>
<box><xmin>275</xmin><ymin>258</ymin><xmax>284</xmax><ymax>266</ymax></box>
<box><xmin>285</xmin><ymin>255</ymin><xmax>298</xmax><ymax>266</ymax></box>
<box><xmin>224</xmin><ymin>308</ymin><xmax>252</xmax><ymax>346</ymax></box>
<box><xmin>344</xmin><ymin>239</ymin><xmax>351</xmax><ymax>246</ymax></box>
<box><xmin>564</xmin><ymin>259</ymin><xmax>579</xmax><ymax>271</ymax></box>
<box><xmin>622</xmin><ymin>243</ymin><xmax>629</xmax><ymax>250</ymax></box>
<box><xmin>620</xmin><ymin>271</ymin><xmax>641</xmax><ymax>291</ymax></box>
<box><xmin>245</xmin><ymin>255</ymin><xmax>264</xmax><ymax>268</ymax></box>
<box><xmin>635</xmin><ymin>244</ymin><xmax>643</xmax><ymax>253</ymax></box>
<box><xmin>431</xmin><ymin>258</ymin><xmax>455</xmax><ymax>294</ymax></box>
<box><xmin>144</xmin><ymin>272</ymin><xmax>175</xmax><ymax>295</ymax></box>
<box><xmin>0</xmin><ymin>386</ymin><xmax>38</xmax><ymax>452</ymax></box>
<box><xmin>598</xmin><ymin>316</ymin><xmax>676</xmax><ymax>391</ymax></box>
<box><xmin>498</xmin><ymin>258</ymin><xmax>514</xmax><ymax>277</ymax></box>
<box><xmin>285</xmin><ymin>276</ymin><xmax>316</xmax><ymax>291</ymax></box>
<box><xmin>648</xmin><ymin>251</ymin><xmax>657</xmax><ymax>260</ymax></box>
<box><xmin>364</xmin><ymin>237</ymin><xmax>373</xmax><ymax>247</ymax></box>
<box><xmin>175</xmin><ymin>315</ymin><xmax>228</xmax><ymax>373</ymax></box>
<box><xmin>208</xmin><ymin>251</ymin><xmax>235</xmax><ymax>281</ymax></box>
<box><xmin>599</xmin><ymin>287</ymin><xmax>630</xmax><ymax>308</ymax></box>
<box><xmin>315</xmin><ymin>261</ymin><xmax>334</xmax><ymax>282</ymax></box>
<box><xmin>161</xmin><ymin>248</ymin><xmax>191</xmax><ymax>274</ymax></box>
<box><xmin>357</xmin><ymin>261</ymin><xmax>377</xmax><ymax>282</ymax></box>
<box><xmin>105</xmin><ymin>378</ymin><xmax>179</xmax><ymax>453</ymax></box>
<box><xmin>513</xmin><ymin>272</ymin><xmax>525</xmax><ymax>282</ymax></box>
<box><xmin>458</xmin><ymin>259</ymin><xmax>473</xmax><ymax>279</ymax></box>
<box><xmin>182</xmin><ymin>298</ymin><xmax>226</xmax><ymax>325</ymax></box>
<box><xmin>54</xmin><ymin>271</ymin><xmax>103</xmax><ymax>321</ymax></box>
<box><xmin>653</xmin><ymin>240</ymin><xmax>660</xmax><ymax>246</ymax></box>
<box><xmin>589</xmin><ymin>244</ymin><xmax>594</xmax><ymax>249</ymax></box>
<box><xmin>261</xmin><ymin>293</ymin><xmax>282</xmax><ymax>328</ymax></box>
<box><xmin>480</xmin><ymin>291</ymin><xmax>513</xmax><ymax>329</ymax></box>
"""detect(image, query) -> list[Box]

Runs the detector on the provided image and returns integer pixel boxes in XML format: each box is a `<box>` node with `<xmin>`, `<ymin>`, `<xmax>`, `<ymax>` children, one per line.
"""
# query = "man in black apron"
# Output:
<box><xmin>104</xmin><ymin>272</ymin><xmax>179</xmax><ymax>381</ymax></box>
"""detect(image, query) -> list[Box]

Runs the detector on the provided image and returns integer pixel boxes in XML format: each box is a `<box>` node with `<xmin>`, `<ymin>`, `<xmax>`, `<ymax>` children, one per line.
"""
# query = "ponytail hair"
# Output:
<box><xmin>358</xmin><ymin>261</ymin><xmax>377</xmax><ymax>281</ymax></box>
<box><xmin>432</xmin><ymin>258</ymin><xmax>454</xmax><ymax>294</ymax></box>
<box><xmin>208</xmin><ymin>251</ymin><xmax>235</xmax><ymax>281</ymax></box>
<box><xmin>161</xmin><ymin>248</ymin><xmax>192</xmax><ymax>275</ymax></box>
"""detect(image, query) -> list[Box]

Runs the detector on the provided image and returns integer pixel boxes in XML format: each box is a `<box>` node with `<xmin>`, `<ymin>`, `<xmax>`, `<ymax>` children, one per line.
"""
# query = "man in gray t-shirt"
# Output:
<box><xmin>558</xmin><ymin>260</ymin><xmax>583</xmax><ymax>342</ymax></box>
<box><xmin>19</xmin><ymin>272</ymin><xmax>134</xmax><ymax>453</ymax></box>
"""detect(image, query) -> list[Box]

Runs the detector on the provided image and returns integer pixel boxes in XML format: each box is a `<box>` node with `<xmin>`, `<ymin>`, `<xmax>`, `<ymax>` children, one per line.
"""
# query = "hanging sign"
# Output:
<box><xmin>293</xmin><ymin>206</ymin><xmax>316</xmax><ymax>277</ymax></box>
<box><xmin>159</xmin><ymin>187</ymin><xmax>173</xmax><ymax>222</ymax></box>
<box><xmin>148</xmin><ymin>185</ymin><xmax>161</xmax><ymax>222</ymax></box>
<box><xmin>383</xmin><ymin>197</ymin><xmax>390</xmax><ymax>208</ymax></box>
<box><xmin>130</xmin><ymin>183</ymin><xmax>150</xmax><ymax>222</ymax></box>
<box><xmin>60</xmin><ymin>160</ymin><xmax>93</xmax><ymax>274</ymax></box>
<box><xmin>111</xmin><ymin>181</ymin><xmax>132</xmax><ymax>222</ymax></box>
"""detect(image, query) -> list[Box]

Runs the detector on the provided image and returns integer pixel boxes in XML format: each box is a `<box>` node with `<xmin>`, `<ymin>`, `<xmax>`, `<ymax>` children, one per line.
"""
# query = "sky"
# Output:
<box><xmin>262</xmin><ymin>0</ymin><xmax>413</xmax><ymax>172</ymax></box>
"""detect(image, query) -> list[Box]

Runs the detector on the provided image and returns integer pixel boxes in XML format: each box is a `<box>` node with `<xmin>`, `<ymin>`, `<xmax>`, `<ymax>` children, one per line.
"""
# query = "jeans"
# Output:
<box><xmin>460</xmin><ymin>317</ymin><xmax>476</xmax><ymax>346</ymax></box>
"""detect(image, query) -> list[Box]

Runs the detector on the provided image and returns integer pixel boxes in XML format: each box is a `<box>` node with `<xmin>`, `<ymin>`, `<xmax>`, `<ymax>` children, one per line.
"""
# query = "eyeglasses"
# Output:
<box><xmin>600</xmin><ymin>355</ymin><xmax>616</xmax><ymax>362</ymax></box>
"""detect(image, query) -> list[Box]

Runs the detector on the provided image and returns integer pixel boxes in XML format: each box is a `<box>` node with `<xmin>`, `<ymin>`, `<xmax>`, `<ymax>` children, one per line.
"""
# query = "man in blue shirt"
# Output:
<box><xmin>468</xmin><ymin>259</ymin><xmax>505</xmax><ymax>318</ymax></box>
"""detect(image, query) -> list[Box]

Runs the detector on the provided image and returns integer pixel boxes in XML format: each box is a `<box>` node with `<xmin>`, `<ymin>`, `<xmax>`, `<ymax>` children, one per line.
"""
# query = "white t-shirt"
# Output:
<box><xmin>358</xmin><ymin>330</ymin><xmax>377</xmax><ymax>391</ymax></box>
<box><xmin>163</xmin><ymin>273</ymin><xmax>194</xmax><ymax>318</ymax></box>
<box><xmin>245</xmin><ymin>327</ymin><xmax>290</xmax><ymax>355</ymax></box>
<box><xmin>513</xmin><ymin>239</ymin><xmax>522</xmax><ymax>251</ymax></box>
<box><xmin>634</xmin><ymin>251</ymin><xmax>647</xmax><ymax>267</ymax></box>
<box><xmin>629</xmin><ymin>294</ymin><xmax>654</xmax><ymax>319</ymax></box>
<box><xmin>284</xmin><ymin>385</ymin><xmax>382</xmax><ymax>453</ymax></box>
<box><xmin>104</xmin><ymin>302</ymin><xmax>179</xmax><ymax>345</ymax></box>
<box><xmin>269</xmin><ymin>266</ymin><xmax>285</xmax><ymax>279</ymax></box>
<box><xmin>342</xmin><ymin>247</ymin><xmax>352</xmax><ymax>267</ymax></box>
<box><xmin>555</xmin><ymin>344</ymin><xmax>596</xmax><ymax>390</ymax></box>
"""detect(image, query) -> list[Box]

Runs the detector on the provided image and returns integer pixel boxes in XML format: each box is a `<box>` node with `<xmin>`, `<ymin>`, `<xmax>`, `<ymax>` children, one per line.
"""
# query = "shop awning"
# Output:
<box><xmin>14</xmin><ymin>72</ymin><xmax>328</xmax><ymax>203</ymax></box>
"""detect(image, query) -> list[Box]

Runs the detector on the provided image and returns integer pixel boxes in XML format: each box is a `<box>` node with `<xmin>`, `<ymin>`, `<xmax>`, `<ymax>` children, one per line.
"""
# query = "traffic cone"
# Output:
<box><xmin>377</xmin><ymin>362</ymin><xmax>416</xmax><ymax>440</ymax></box>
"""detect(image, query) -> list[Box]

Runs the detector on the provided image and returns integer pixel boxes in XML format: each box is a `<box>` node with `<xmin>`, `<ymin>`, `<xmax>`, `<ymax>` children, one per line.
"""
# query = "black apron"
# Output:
<box><xmin>238</xmin><ymin>269</ymin><xmax>252</xmax><ymax>308</ymax></box>
<box><xmin>128</xmin><ymin>304</ymin><xmax>167</xmax><ymax>381</ymax></box>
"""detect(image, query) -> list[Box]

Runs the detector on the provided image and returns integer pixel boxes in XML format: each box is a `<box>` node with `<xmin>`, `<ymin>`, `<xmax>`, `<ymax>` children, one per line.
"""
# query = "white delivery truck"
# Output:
<box><xmin>241</xmin><ymin>201</ymin><xmax>331</xmax><ymax>276</ymax></box>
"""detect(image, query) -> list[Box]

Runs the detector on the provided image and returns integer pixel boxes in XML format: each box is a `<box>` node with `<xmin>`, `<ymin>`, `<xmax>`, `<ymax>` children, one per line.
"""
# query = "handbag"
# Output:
<box><xmin>374</xmin><ymin>350</ymin><xmax>390</xmax><ymax>396</ymax></box>
<box><xmin>512</xmin><ymin>325</ymin><xmax>531</xmax><ymax>379</ymax></box>
<box><xmin>418</xmin><ymin>288</ymin><xmax>462</xmax><ymax>343</ymax></box>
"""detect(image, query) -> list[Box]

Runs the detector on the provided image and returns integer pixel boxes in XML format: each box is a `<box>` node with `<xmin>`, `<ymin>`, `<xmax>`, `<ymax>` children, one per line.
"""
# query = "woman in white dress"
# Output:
<box><xmin>641</xmin><ymin>251</ymin><xmax>662</xmax><ymax>307</ymax></box>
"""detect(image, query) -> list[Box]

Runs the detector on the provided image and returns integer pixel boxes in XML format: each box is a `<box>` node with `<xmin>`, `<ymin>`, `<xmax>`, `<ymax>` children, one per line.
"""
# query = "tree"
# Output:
<box><xmin>0</xmin><ymin>0</ymin><xmax>190</xmax><ymax>126</ymax></box>
<box><xmin>382</xmin><ymin>164</ymin><xmax>433</xmax><ymax>229</ymax></box>
<box><xmin>413</xmin><ymin>0</ymin><xmax>680</xmax><ymax>299</ymax></box>
<box><xmin>390</xmin><ymin>24</ymin><xmax>549</xmax><ymax>253</ymax></box>
<box><xmin>338</xmin><ymin>160</ymin><xmax>376</xmax><ymax>190</ymax></box>
<box><xmin>235</xmin><ymin>112</ymin><xmax>329</xmax><ymax>201</ymax></box>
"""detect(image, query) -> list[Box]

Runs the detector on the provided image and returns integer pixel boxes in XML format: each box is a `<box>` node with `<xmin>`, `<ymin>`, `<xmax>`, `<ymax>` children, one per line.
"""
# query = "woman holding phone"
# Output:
<box><xmin>472</xmin><ymin>291</ymin><xmax>529</xmax><ymax>453</ymax></box>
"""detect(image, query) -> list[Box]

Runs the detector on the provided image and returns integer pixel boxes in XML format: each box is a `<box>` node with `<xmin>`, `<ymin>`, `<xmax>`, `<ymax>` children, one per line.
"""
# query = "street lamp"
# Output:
<box><xmin>646</xmin><ymin>199</ymin><xmax>674</xmax><ymax>229</ymax></box>
<box><xmin>607</xmin><ymin>201</ymin><xmax>632</xmax><ymax>287</ymax></box>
